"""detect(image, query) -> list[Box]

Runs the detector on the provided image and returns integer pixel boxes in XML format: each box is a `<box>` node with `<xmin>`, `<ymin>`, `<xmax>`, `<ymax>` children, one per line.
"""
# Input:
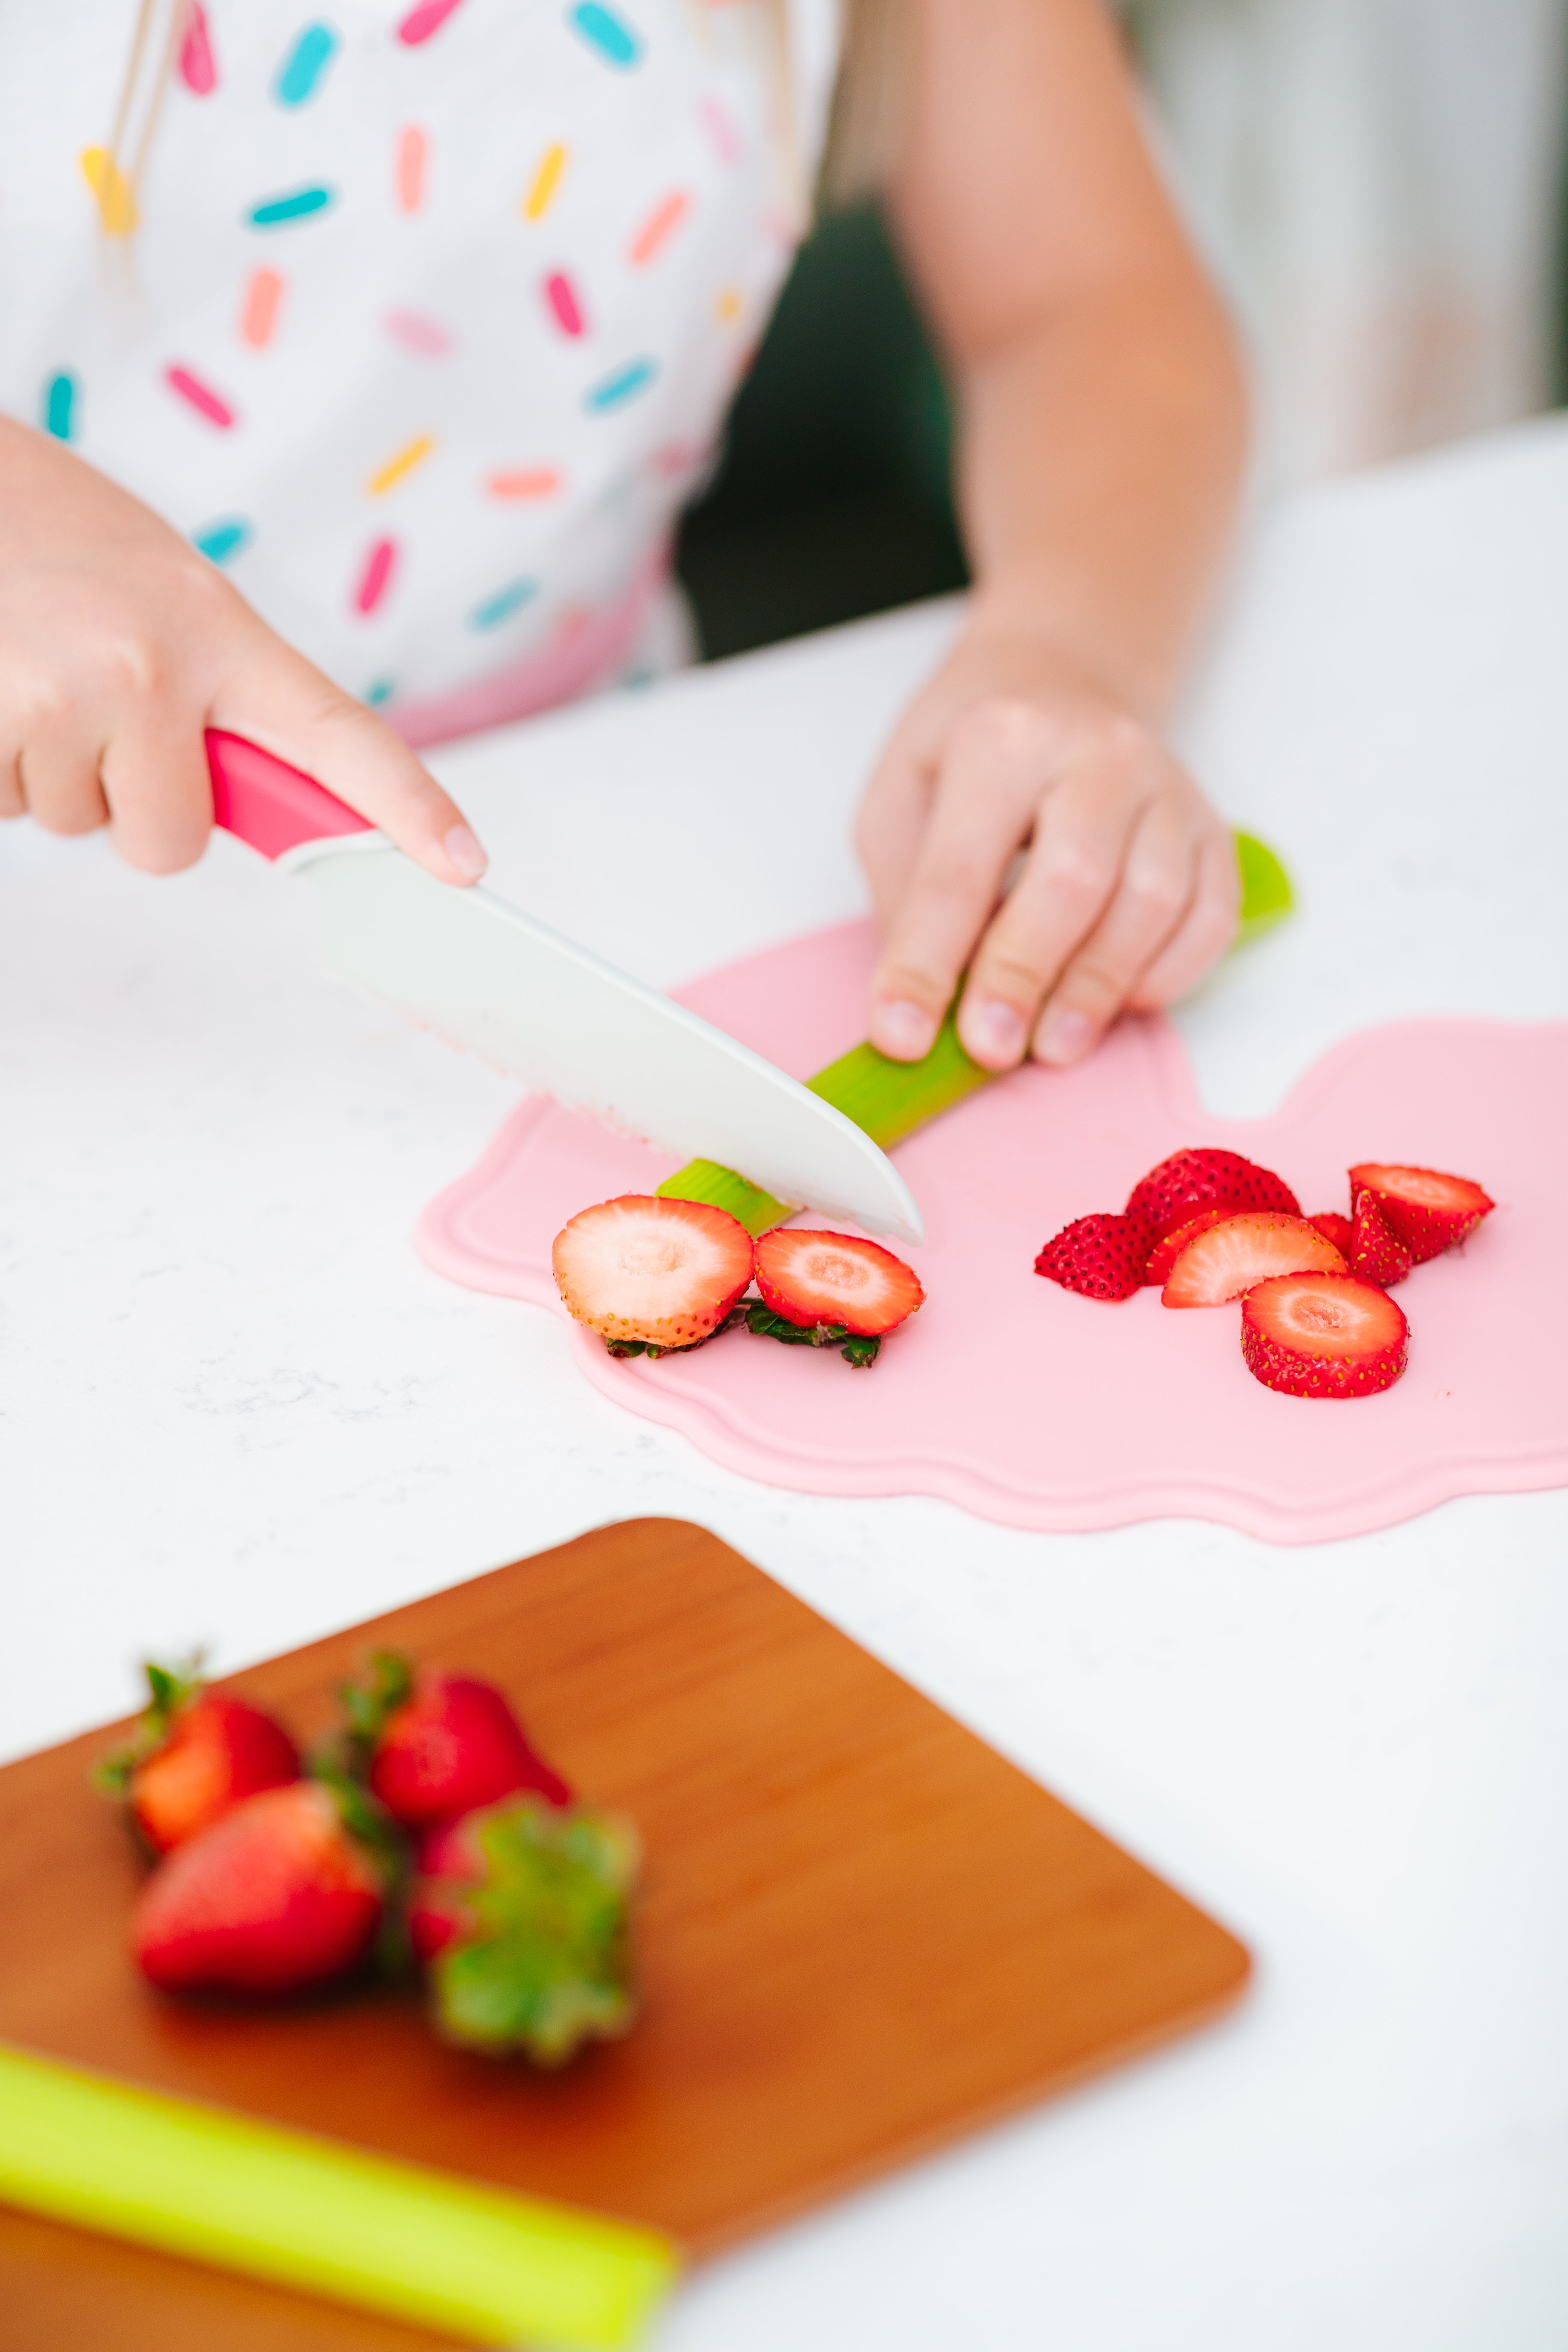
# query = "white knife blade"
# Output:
<box><xmin>283</xmin><ymin>832</ymin><xmax>924</xmax><ymax>1244</ymax></box>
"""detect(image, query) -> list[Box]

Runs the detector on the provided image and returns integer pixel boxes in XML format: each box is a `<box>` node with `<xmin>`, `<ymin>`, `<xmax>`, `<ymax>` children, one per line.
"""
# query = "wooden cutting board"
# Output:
<box><xmin>0</xmin><ymin>1519</ymin><xmax>1249</xmax><ymax>2347</ymax></box>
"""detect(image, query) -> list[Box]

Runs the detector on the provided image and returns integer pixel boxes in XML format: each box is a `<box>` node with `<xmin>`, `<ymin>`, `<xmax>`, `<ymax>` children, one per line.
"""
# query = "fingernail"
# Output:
<box><xmin>443</xmin><ymin>822</ymin><xmax>487</xmax><ymax>880</ymax></box>
<box><xmin>874</xmin><ymin>999</ymin><xmax>937</xmax><ymax>1058</ymax></box>
<box><xmin>1035</xmin><ymin>1007</ymin><xmax>1093</xmax><ymax>1066</ymax></box>
<box><xmin>967</xmin><ymin>1001</ymin><xmax>1026</xmax><ymax>1065</ymax></box>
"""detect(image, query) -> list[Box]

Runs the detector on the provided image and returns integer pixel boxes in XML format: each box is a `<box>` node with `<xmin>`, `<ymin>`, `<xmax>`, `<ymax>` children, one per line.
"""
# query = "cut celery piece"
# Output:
<box><xmin>1235</xmin><ymin>829</ymin><xmax>1294</xmax><ymax>942</ymax></box>
<box><xmin>658</xmin><ymin>829</ymin><xmax>1293</xmax><ymax>1236</ymax></box>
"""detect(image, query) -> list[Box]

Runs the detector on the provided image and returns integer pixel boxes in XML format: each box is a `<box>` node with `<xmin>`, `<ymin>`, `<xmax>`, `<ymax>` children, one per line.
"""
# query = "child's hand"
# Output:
<box><xmin>857</xmin><ymin>624</ymin><xmax>1238</xmax><ymax>1070</ymax></box>
<box><xmin>0</xmin><ymin>419</ymin><xmax>484</xmax><ymax>883</ymax></box>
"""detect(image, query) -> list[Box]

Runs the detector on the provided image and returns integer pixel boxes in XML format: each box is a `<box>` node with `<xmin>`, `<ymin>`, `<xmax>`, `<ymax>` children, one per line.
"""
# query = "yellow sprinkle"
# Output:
<box><xmin>80</xmin><ymin>146</ymin><xmax>138</xmax><ymax>236</ymax></box>
<box><xmin>522</xmin><ymin>142</ymin><xmax>567</xmax><ymax>223</ymax></box>
<box><xmin>715</xmin><ymin>285</ymin><xmax>743</xmax><ymax>324</ymax></box>
<box><xmin>366</xmin><ymin>433</ymin><xmax>436</xmax><ymax>498</ymax></box>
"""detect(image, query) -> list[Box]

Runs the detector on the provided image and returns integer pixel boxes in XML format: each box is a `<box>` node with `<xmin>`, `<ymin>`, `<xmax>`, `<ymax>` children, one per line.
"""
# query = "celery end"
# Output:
<box><xmin>1234</xmin><ymin>829</ymin><xmax>1294</xmax><ymax>942</ymax></box>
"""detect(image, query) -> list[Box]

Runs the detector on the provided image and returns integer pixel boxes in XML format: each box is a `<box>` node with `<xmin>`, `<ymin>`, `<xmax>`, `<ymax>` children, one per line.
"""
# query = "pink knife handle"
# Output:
<box><xmin>205</xmin><ymin>729</ymin><xmax>375</xmax><ymax>861</ymax></box>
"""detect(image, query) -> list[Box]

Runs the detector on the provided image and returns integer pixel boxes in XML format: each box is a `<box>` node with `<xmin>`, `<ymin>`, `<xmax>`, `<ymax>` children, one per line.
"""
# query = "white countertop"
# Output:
<box><xmin>5</xmin><ymin>415</ymin><xmax>1568</xmax><ymax>2349</ymax></box>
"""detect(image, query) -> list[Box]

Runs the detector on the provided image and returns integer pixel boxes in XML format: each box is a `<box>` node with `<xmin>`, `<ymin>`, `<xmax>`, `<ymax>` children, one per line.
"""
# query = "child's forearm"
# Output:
<box><xmin>952</xmin><ymin>268</ymin><xmax>1248</xmax><ymax>723</ymax></box>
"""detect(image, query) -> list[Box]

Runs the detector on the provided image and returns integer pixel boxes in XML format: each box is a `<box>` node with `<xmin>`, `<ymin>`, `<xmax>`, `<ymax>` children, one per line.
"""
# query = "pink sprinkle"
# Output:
<box><xmin>543</xmin><ymin>272</ymin><xmax>585</xmax><ymax>338</ymax></box>
<box><xmin>628</xmin><ymin>189</ymin><xmax>689</xmax><ymax>268</ymax></box>
<box><xmin>354</xmin><ymin>538</ymin><xmax>398</xmax><ymax>616</ymax></box>
<box><xmin>396</xmin><ymin>0</ymin><xmax>466</xmax><ymax>44</ymax></box>
<box><xmin>699</xmin><ymin>96</ymin><xmax>739</xmax><ymax>164</ymax></box>
<box><xmin>178</xmin><ymin>2</ymin><xmax>218</xmax><ymax>95</ymax></box>
<box><xmin>240</xmin><ymin>268</ymin><xmax>284</xmax><ymax>349</ymax></box>
<box><xmin>395</xmin><ymin>125</ymin><xmax>427</xmax><ymax>214</ymax></box>
<box><xmin>385</xmin><ymin>308</ymin><xmax>450</xmax><ymax>356</ymax></box>
<box><xmin>165</xmin><ymin>364</ymin><xmax>235</xmax><ymax>428</ymax></box>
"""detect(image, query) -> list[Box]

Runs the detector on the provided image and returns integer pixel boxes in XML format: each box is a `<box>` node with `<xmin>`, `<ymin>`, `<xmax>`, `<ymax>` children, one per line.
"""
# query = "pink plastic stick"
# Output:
<box><xmin>205</xmin><ymin>730</ymin><xmax>374</xmax><ymax>861</ymax></box>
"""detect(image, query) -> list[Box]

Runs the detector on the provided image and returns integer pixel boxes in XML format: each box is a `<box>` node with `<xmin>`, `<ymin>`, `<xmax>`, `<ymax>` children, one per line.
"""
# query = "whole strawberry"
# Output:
<box><xmin>98</xmin><ymin>1659</ymin><xmax>300</xmax><ymax>1856</ymax></box>
<box><xmin>409</xmin><ymin>1795</ymin><xmax>639</xmax><ymax>2064</ymax></box>
<box><xmin>132</xmin><ymin>1779</ymin><xmax>395</xmax><ymax>1996</ymax></box>
<box><xmin>336</xmin><ymin>1653</ymin><xmax>572</xmax><ymax>1833</ymax></box>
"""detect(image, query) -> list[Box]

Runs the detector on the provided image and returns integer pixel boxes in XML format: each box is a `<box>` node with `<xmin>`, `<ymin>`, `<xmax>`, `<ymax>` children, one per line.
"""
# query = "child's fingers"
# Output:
<box><xmin>1023</xmin><ymin>795</ymin><xmax>1200</xmax><ymax>1065</ymax></box>
<box><xmin>865</xmin><ymin>701</ymin><xmax>1068</xmax><ymax>1060</ymax></box>
<box><xmin>854</xmin><ymin>734</ymin><xmax>936</xmax><ymax>938</ymax></box>
<box><xmin>210</xmin><ymin>642</ymin><xmax>487</xmax><ymax>885</ymax></box>
<box><xmin>952</xmin><ymin>756</ymin><xmax>1147</xmax><ymax>1068</ymax></box>
<box><xmin>8</xmin><ymin>725</ymin><xmax>111</xmax><ymax>837</ymax></box>
<box><xmin>1125</xmin><ymin>827</ymin><xmax>1240</xmax><ymax>1009</ymax></box>
<box><xmin>100</xmin><ymin>715</ymin><xmax>216</xmax><ymax>874</ymax></box>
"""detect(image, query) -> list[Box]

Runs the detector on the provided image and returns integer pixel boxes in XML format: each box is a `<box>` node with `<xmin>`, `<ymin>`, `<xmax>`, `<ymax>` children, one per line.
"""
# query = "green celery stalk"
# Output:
<box><xmin>658</xmin><ymin>828</ymin><xmax>1292</xmax><ymax>1236</ymax></box>
<box><xmin>0</xmin><ymin>2041</ymin><xmax>679</xmax><ymax>2348</ymax></box>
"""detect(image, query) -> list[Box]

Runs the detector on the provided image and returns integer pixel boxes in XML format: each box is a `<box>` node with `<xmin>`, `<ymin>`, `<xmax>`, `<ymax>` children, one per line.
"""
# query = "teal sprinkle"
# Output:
<box><xmin>469</xmin><ymin>577</ymin><xmax>539</xmax><ymax>631</ymax></box>
<box><xmin>568</xmin><ymin>3</ymin><xmax>641</xmax><ymax>68</ymax></box>
<box><xmin>42</xmin><ymin>372</ymin><xmax>76</xmax><ymax>441</ymax></box>
<box><xmin>364</xmin><ymin>677</ymin><xmax>395</xmax><ymax>708</ymax></box>
<box><xmin>192</xmin><ymin>518</ymin><xmax>251</xmax><ymax>566</ymax></box>
<box><xmin>583</xmin><ymin>357</ymin><xmax>657</xmax><ymax>413</ymax></box>
<box><xmin>247</xmin><ymin>185</ymin><xmax>334</xmax><ymax>227</ymax></box>
<box><xmin>275</xmin><ymin>23</ymin><xmax>340</xmax><ymax>106</ymax></box>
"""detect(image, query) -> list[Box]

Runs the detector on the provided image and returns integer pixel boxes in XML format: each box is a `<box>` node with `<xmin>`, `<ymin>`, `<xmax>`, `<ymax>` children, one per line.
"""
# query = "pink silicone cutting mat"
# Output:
<box><xmin>417</xmin><ymin>922</ymin><xmax>1568</xmax><ymax>1545</ymax></box>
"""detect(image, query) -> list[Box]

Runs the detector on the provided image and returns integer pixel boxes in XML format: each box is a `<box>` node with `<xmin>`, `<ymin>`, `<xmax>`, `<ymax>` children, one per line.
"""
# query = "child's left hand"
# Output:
<box><xmin>856</xmin><ymin>622</ymin><xmax>1239</xmax><ymax>1072</ymax></box>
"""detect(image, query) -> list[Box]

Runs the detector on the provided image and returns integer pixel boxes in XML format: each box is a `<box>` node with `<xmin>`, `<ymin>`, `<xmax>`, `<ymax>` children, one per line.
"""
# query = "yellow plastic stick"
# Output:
<box><xmin>0</xmin><ymin>2041</ymin><xmax>680</xmax><ymax>2347</ymax></box>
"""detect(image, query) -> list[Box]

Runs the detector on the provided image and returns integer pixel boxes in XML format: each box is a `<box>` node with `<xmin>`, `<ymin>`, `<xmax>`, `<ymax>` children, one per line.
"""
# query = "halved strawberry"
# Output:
<box><xmin>1348</xmin><ymin>1190</ymin><xmax>1412</xmax><ymax>1289</ymax></box>
<box><xmin>98</xmin><ymin>1660</ymin><xmax>300</xmax><ymax>1856</ymax></box>
<box><xmin>1308</xmin><ymin>1211</ymin><xmax>1354</xmax><ymax>1257</ymax></box>
<box><xmin>1347</xmin><ymin>1164</ymin><xmax>1494</xmax><ymax>1265</ymax></box>
<box><xmin>754</xmin><ymin>1228</ymin><xmax>924</xmax><ymax>1336</ymax></box>
<box><xmin>1125</xmin><ymin>1148</ymin><xmax>1300</xmax><ymax>1253</ymax></box>
<box><xmin>132</xmin><ymin>1780</ymin><xmax>393</xmax><ymax>1996</ymax></box>
<box><xmin>1162</xmin><ymin>1213</ymin><xmax>1347</xmax><ymax>1307</ymax></box>
<box><xmin>1241</xmin><ymin>1273</ymin><xmax>1409</xmax><ymax>1399</ymax></box>
<box><xmin>552</xmin><ymin>1194</ymin><xmax>753</xmax><ymax>1349</ymax></box>
<box><xmin>1034</xmin><ymin>1212</ymin><xmax>1146</xmax><ymax>1302</ymax></box>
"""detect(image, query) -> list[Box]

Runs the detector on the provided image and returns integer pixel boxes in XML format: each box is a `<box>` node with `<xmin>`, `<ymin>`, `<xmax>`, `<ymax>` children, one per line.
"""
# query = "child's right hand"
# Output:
<box><xmin>0</xmin><ymin>417</ymin><xmax>485</xmax><ymax>883</ymax></box>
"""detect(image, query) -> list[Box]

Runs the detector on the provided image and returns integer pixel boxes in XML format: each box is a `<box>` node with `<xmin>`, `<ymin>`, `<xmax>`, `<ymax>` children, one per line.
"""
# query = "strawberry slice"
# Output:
<box><xmin>1035</xmin><ymin>1212</ymin><xmax>1147</xmax><ymax>1302</ymax></box>
<box><xmin>1125</xmin><ymin>1148</ymin><xmax>1300</xmax><ymax>1254</ymax></box>
<box><xmin>1161</xmin><ymin>1212</ymin><xmax>1347</xmax><ymax>1307</ymax></box>
<box><xmin>1142</xmin><ymin>1200</ymin><xmax>1259</xmax><ymax>1286</ymax></box>
<box><xmin>132</xmin><ymin>1780</ymin><xmax>393</xmax><ymax>1996</ymax></box>
<box><xmin>552</xmin><ymin>1194</ymin><xmax>753</xmax><ymax>1349</ymax></box>
<box><xmin>1348</xmin><ymin>1189</ymin><xmax>1413</xmax><ymax>1288</ymax></box>
<box><xmin>1347</xmin><ymin>1164</ymin><xmax>1494</xmax><ymax>1265</ymax></box>
<box><xmin>754</xmin><ymin>1228</ymin><xmax>924</xmax><ymax>1337</ymax></box>
<box><xmin>1241</xmin><ymin>1273</ymin><xmax>1409</xmax><ymax>1399</ymax></box>
<box><xmin>1308</xmin><ymin>1211</ymin><xmax>1354</xmax><ymax>1256</ymax></box>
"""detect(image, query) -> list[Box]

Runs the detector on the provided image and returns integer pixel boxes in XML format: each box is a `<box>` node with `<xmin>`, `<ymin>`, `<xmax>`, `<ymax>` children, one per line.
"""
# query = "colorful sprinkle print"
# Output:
<box><xmin>80</xmin><ymin>146</ymin><xmax>137</xmax><ymax>236</ymax></box>
<box><xmin>367</xmin><ymin>432</ymin><xmax>436</xmax><ymax>496</ymax></box>
<box><xmin>544</xmin><ymin>272</ymin><xmax>586</xmax><ymax>337</ymax></box>
<box><xmin>469</xmin><ymin>576</ymin><xmax>539</xmax><ymax>629</ymax></box>
<box><xmin>487</xmin><ymin>468</ymin><xmax>561</xmax><ymax>499</ymax></box>
<box><xmin>396</xmin><ymin>126</ymin><xmax>429</xmax><ymax>214</ymax></box>
<box><xmin>10</xmin><ymin>0</ymin><xmax>814</xmax><ymax>722</ymax></box>
<box><xmin>240</xmin><ymin>267</ymin><xmax>285</xmax><ymax>348</ymax></box>
<box><xmin>41</xmin><ymin>372</ymin><xmax>76</xmax><ymax>441</ymax></box>
<box><xmin>247</xmin><ymin>185</ymin><xmax>334</xmax><ymax>228</ymax></box>
<box><xmin>385</xmin><ymin>308</ymin><xmax>450</xmax><ymax>356</ymax></box>
<box><xmin>396</xmin><ymin>0</ymin><xmax>467</xmax><ymax>45</ymax></box>
<box><xmin>178</xmin><ymin>4</ymin><xmax>219</xmax><ymax>96</ymax></box>
<box><xmin>275</xmin><ymin>24</ymin><xmax>340</xmax><ymax>108</ymax></box>
<box><xmin>192</xmin><ymin>517</ymin><xmax>252</xmax><ymax>564</ymax></box>
<box><xmin>629</xmin><ymin>190</ymin><xmax>688</xmax><ymax>267</ymax></box>
<box><xmin>523</xmin><ymin>142</ymin><xmax>567</xmax><ymax>223</ymax></box>
<box><xmin>165</xmin><ymin>364</ymin><xmax>236</xmax><ymax>428</ymax></box>
<box><xmin>569</xmin><ymin>4</ymin><xmax>642</xmax><ymax>70</ymax></box>
<box><xmin>355</xmin><ymin>538</ymin><xmax>398</xmax><ymax>615</ymax></box>
<box><xmin>583</xmin><ymin>357</ymin><xmax>658</xmax><ymax>413</ymax></box>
